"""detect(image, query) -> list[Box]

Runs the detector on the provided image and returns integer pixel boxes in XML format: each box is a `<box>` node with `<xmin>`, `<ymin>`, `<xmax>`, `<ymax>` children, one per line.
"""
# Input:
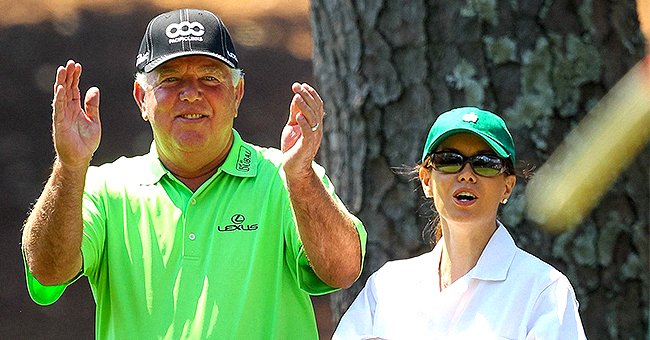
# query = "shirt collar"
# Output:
<box><xmin>469</xmin><ymin>221</ymin><xmax>517</xmax><ymax>281</ymax></box>
<box><xmin>220</xmin><ymin>129</ymin><xmax>258</xmax><ymax>178</ymax></box>
<box><xmin>137</xmin><ymin>129</ymin><xmax>258</xmax><ymax>185</ymax></box>
<box><xmin>136</xmin><ymin>143</ymin><xmax>167</xmax><ymax>186</ymax></box>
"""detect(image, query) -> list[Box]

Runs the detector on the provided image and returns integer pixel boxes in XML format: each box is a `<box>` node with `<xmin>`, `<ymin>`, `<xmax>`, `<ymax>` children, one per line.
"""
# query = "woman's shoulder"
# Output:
<box><xmin>493</xmin><ymin>225</ymin><xmax>571</xmax><ymax>288</ymax></box>
<box><xmin>510</xmin><ymin>246</ymin><xmax>571</xmax><ymax>287</ymax></box>
<box><xmin>382</xmin><ymin>250</ymin><xmax>434</xmax><ymax>269</ymax></box>
<box><xmin>371</xmin><ymin>251</ymin><xmax>436</xmax><ymax>284</ymax></box>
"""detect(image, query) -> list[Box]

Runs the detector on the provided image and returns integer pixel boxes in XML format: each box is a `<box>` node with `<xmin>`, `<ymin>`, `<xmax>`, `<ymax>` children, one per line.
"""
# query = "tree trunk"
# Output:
<box><xmin>310</xmin><ymin>1</ymin><xmax>648</xmax><ymax>339</ymax></box>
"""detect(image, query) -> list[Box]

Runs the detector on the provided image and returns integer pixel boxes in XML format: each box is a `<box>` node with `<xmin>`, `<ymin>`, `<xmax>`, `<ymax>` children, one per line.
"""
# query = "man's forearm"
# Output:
<box><xmin>285</xmin><ymin>169</ymin><xmax>361</xmax><ymax>289</ymax></box>
<box><xmin>22</xmin><ymin>159</ymin><xmax>87</xmax><ymax>285</ymax></box>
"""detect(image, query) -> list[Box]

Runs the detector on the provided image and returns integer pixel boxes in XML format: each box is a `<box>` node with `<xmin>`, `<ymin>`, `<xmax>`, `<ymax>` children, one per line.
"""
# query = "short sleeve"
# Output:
<box><xmin>526</xmin><ymin>275</ymin><xmax>587</xmax><ymax>339</ymax></box>
<box><xmin>23</xmin><ymin>251</ymin><xmax>76</xmax><ymax>306</ymax></box>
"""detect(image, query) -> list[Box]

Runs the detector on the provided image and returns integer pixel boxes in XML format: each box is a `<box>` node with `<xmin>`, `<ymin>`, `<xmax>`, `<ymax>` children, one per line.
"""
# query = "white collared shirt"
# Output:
<box><xmin>334</xmin><ymin>224</ymin><xmax>587</xmax><ymax>340</ymax></box>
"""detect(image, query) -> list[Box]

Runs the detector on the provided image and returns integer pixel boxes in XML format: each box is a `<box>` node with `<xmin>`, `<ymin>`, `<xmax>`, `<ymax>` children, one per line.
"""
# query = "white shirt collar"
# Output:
<box><xmin>470</xmin><ymin>222</ymin><xmax>517</xmax><ymax>281</ymax></box>
<box><xmin>433</xmin><ymin>222</ymin><xmax>517</xmax><ymax>284</ymax></box>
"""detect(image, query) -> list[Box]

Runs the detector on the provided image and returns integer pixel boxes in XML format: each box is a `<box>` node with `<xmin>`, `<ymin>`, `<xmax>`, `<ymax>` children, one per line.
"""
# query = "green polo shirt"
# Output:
<box><xmin>25</xmin><ymin>130</ymin><xmax>366</xmax><ymax>339</ymax></box>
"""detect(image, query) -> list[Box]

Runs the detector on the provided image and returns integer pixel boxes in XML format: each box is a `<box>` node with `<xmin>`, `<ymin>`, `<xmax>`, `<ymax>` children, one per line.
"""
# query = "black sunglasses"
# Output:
<box><xmin>427</xmin><ymin>151</ymin><xmax>508</xmax><ymax>177</ymax></box>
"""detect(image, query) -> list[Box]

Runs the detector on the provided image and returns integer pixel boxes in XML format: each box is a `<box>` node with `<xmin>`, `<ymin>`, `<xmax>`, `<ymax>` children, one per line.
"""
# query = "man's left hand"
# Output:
<box><xmin>281</xmin><ymin>82</ymin><xmax>324</xmax><ymax>178</ymax></box>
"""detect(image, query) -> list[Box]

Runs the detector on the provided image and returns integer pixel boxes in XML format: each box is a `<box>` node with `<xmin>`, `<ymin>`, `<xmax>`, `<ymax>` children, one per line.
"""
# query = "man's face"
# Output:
<box><xmin>135</xmin><ymin>55</ymin><xmax>244</xmax><ymax>158</ymax></box>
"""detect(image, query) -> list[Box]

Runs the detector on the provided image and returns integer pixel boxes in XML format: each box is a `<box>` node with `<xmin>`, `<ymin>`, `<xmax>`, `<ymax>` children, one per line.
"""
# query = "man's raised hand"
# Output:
<box><xmin>52</xmin><ymin>60</ymin><xmax>101</xmax><ymax>168</ymax></box>
<box><xmin>280</xmin><ymin>82</ymin><xmax>324</xmax><ymax>178</ymax></box>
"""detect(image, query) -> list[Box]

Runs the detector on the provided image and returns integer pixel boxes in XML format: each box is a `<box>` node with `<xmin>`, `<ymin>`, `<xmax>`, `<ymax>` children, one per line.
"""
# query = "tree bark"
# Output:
<box><xmin>310</xmin><ymin>1</ymin><xmax>648</xmax><ymax>339</ymax></box>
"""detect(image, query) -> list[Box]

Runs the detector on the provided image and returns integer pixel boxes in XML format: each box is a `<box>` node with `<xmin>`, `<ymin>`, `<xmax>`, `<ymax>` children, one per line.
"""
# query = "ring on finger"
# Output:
<box><xmin>310</xmin><ymin>122</ymin><xmax>320</xmax><ymax>132</ymax></box>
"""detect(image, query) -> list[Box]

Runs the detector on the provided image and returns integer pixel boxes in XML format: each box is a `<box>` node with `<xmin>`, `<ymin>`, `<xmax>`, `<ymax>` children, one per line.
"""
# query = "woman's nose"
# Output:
<box><xmin>457</xmin><ymin>163</ymin><xmax>477</xmax><ymax>183</ymax></box>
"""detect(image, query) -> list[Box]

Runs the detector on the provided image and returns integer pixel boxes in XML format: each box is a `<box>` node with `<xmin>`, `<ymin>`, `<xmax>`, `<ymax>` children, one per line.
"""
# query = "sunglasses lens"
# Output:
<box><xmin>431</xmin><ymin>152</ymin><xmax>463</xmax><ymax>173</ymax></box>
<box><xmin>471</xmin><ymin>155</ymin><xmax>505</xmax><ymax>177</ymax></box>
<box><xmin>430</xmin><ymin>152</ymin><xmax>506</xmax><ymax>177</ymax></box>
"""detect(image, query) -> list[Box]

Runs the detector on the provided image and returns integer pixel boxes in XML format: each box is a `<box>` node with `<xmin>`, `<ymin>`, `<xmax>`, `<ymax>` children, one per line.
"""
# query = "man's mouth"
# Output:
<box><xmin>179</xmin><ymin>114</ymin><xmax>205</xmax><ymax>120</ymax></box>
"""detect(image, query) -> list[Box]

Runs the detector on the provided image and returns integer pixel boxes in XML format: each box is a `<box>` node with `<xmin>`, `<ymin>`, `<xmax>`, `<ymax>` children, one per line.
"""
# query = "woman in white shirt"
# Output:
<box><xmin>333</xmin><ymin>107</ymin><xmax>587</xmax><ymax>339</ymax></box>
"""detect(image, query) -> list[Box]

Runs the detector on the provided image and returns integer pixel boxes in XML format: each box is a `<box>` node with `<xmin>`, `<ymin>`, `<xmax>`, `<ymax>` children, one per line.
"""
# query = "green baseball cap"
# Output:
<box><xmin>421</xmin><ymin>107</ymin><xmax>516</xmax><ymax>164</ymax></box>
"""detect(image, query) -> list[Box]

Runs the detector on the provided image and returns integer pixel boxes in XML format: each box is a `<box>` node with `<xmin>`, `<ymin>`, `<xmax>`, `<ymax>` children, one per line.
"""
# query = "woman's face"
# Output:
<box><xmin>419</xmin><ymin>133</ymin><xmax>516</xmax><ymax>230</ymax></box>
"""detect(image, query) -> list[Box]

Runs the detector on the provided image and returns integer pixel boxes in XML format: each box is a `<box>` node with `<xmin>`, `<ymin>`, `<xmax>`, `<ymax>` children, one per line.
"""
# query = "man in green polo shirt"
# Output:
<box><xmin>21</xmin><ymin>8</ymin><xmax>366</xmax><ymax>339</ymax></box>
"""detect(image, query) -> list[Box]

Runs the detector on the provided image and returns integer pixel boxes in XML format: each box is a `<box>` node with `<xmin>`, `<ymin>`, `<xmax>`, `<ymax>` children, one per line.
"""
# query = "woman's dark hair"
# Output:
<box><xmin>400</xmin><ymin>156</ymin><xmax>534</xmax><ymax>248</ymax></box>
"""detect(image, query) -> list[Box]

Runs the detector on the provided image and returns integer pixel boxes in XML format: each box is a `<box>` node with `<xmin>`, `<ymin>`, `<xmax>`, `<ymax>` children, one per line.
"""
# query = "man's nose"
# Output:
<box><xmin>179</xmin><ymin>80</ymin><xmax>201</xmax><ymax>102</ymax></box>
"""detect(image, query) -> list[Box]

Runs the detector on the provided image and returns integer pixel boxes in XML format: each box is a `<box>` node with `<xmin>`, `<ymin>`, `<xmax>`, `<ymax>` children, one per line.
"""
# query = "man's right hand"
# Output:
<box><xmin>52</xmin><ymin>60</ymin><xmax>101</xmax><ymax>168</ymax></box>
<box><xmin>22</xmin><ymin>60</ymin><xmax>99</xmax><ymax>285</ymax></box>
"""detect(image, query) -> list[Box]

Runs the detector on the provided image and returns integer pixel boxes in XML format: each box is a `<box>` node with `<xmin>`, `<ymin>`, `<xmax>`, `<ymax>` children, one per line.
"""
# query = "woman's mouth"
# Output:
<box><xmin>453</xmin><ymin>191</ymin><xmax>478</xmax><ymax>205</ymax></box>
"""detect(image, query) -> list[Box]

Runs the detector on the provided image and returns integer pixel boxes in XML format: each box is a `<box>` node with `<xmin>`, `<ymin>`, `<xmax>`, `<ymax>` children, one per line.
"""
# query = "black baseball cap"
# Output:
<box><xmin>136</xmin><ymin>8</ymin><xmax>239</xmax><ymax>73</ymax></box>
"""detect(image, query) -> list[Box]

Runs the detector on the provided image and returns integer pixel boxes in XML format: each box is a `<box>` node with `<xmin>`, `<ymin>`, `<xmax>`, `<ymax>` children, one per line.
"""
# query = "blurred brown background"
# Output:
<box><xmin>0</xmin><ymin>1</ymin><xmax>338</xmax><ymax>338</ymax></box>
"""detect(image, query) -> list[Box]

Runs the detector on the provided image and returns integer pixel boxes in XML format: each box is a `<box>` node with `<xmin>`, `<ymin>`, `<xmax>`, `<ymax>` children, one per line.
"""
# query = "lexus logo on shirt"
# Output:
<box><xmin>217</xmin><ymin>214</ymin><xmax>259</xmax><ymax>232</ymax></box>
<box><xmin>166</xmin><ymin>20</ymin><xmax>205</xmax><ymax>43</ymax></box>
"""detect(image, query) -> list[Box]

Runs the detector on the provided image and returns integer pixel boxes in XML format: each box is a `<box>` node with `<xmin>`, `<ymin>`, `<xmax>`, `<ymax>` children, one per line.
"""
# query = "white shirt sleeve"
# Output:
<box><xmin>333</xmin><ymin>273</ymin><xmax>380</xmax><ymax>340</ymax></box>
<box><xmin>526</xmin><ymin>275</ymin><xmax>587</xmax><ymax>340</ymax></box>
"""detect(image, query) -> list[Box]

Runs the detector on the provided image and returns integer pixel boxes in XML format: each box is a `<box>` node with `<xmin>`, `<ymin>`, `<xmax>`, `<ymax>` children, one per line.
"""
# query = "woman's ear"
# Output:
<box><xmin>419</xmin><ymin>166</ymin><xmax>434</xmax><ymax>198</ymax></box>
<box><xmin>502</xmin><ymin>174</ymin><xmax>517</xmax><ymax>203</ymax></box>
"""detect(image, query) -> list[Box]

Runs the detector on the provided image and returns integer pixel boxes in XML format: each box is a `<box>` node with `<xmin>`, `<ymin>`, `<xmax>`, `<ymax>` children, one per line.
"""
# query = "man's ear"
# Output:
<box><xmin>419</xmin><ymin>166</ymin><xmax>434</xmax><ymax>198</ymax></box>
<box><xmin>233</xmin><ymin>77</ymin><xmax>245</xmax><ymax>117</ymax></box>
<box><xmin>133</xmin><ymin>81</ymin><xmax>148</xmax><ymax>121</ymax></box>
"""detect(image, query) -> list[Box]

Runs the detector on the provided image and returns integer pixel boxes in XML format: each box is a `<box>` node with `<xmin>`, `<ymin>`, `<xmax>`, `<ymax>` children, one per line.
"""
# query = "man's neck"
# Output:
<box><xmin>157</xmin><ymin>136</ymin><xmax>234</xmax><ymax>191</ymax></box>
<box><xmin>170</xmin><ymin>164</ymin><xmax>221</xmax><ymax>191</ymax></box>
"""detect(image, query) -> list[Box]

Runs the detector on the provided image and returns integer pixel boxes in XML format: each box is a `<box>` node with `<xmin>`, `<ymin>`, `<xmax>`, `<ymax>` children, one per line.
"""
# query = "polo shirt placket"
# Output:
<box><xmin>181</xmin><ymin>182</ymin><xmax>210</xmax><ymax>262</ymax></box>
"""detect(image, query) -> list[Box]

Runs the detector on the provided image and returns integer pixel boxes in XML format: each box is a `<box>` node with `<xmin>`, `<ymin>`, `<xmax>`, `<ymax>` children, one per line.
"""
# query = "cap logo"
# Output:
<box><xmin>462</xmin><ymin>112</ymin><xmax>479</xmax><ymax>123</ymax></box>
<box><xmin>227</xmin><ymin>51</ymin><xmax>238</xmax><ymax>62</ymax></box>
<box><xmin>165</xmin><ymin>21</ymin><xmax>205</xmax><ymax>43</ymax></box>
<box><xmin>136</xmin><ymin>52</ymin><xmax>149</xmax><ymax>66</ymax></box>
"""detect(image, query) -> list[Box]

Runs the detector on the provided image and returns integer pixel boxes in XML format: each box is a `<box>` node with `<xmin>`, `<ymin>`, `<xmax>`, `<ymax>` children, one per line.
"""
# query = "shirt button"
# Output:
<box><xmin>188</xmin><ymin>233</ymin><xmax>196</xmax><ymax>240</ymax></box>
<box><xmin>190</xmin><ymin>199</ymin><xmax>197</xmax><ymax>205</ymax></box>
